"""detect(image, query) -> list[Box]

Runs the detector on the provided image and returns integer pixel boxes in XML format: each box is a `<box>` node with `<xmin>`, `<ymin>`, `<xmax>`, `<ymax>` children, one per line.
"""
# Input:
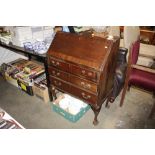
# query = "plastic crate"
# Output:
<box><xmin>52</xmin><ymin>103</ymin><xmax>90</xmax><ymax>123</ymax></box>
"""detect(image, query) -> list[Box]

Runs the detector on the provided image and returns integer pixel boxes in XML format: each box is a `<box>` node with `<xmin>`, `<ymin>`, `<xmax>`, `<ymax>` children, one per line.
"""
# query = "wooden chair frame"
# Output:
<box><xmin>120</xmin><ymin>42</ymin><xmax>155</xmax><ymax>118</ymax></box>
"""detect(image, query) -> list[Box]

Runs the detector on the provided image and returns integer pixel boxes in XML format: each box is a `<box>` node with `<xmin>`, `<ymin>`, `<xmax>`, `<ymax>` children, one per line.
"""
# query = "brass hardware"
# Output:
<box><xmin>81</xmin><ymin>92</ymin><xmax>91</xmax><ymax>99</ymax></box>
<box><xmin>56</xmin><ymin>72</ymin><xmax>60</xmax><ymax>76</ymax></box>
<box><xmin>52</xmin><ymin>71</ymin><xmax>60</xmax><ymax>76</ymax></box>
<box><xmin>51</xmin><ymin>60</ymin><xmax>60</xmax><ymax>66</ymax></box>
<box><xmin>81</xmin><ymin>82</ymin><xmax>91</xmax><ymax>89</ymax></box>
<box><xmin>54</xmin><ymin>80</ymin><xmax>61</xmax><ymax>86</ymax></box>
<box><xmin>52</xmin><ymin>70</ymin><xmax>56</xmax><ymax>74</ymax></box>
<box><xmin>52</xmin><ymin>86</ymin><xmax>55</xmax><ymax>90</ymax></box>
<box><xmin>56</xmin><ymin>62</ymin><xmax>60</xmax><ymax>66</ymax></box>
<box><xmin>51</xmin><ymin>60</ymin><xmax>55</xmax><ymax>64</ymax></box>
<box><xmin>81</xmin><ymin>81</ymin><xmax>85</xmax><ymax>86</ymax></box>
<box><xmin>86</xmin><ymin>84</ymin><xmax>91</xmax><ymax>89</ymax></box>
<box><xmin>88</xmin><ymin>72</ymin><xmax>93</xmax><ymax>76</ymax></box>
<box><xmin>81</xmin><ymin>70</ymin><xmax>86</xmax><ymax>74</ymax></box>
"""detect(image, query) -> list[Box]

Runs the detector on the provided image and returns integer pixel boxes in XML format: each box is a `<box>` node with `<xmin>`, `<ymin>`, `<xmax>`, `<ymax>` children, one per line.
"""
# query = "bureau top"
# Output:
<box><xmin>48</xmin><ymin>32</ymin><xmax>119</xmax><ymax>71</ymax></box>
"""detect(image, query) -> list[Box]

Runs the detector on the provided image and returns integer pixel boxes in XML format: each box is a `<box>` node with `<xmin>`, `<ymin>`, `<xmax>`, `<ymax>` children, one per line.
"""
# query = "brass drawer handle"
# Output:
<box><xmin>52</xmin><ymin>71</ymin><xmax>60</xmax><ymax>76</ymax></box>
<box><xmin>81</xmin><ymin>82</ymin><xmax>91</xmax><ymax>89</ymax></box>
<box><xmin>81</xmin><ymin>92</ymin><xmax>91</xmax><ymax>100</ymax></box>
<box><xmin>51</xmin><ymin>60</ymin><xmax>60</xmax><ymax>66</ymax></box>
<box><xmin>88</xmin><ymin>72</ymin><xmax>93</xmax><ymax>76</ymax></box>
<box><xmin>54</xmin><ymin>80</ymin><xmax>61</xmax><ymax>86</ymax></box>
<box><xmin>81</xmin><ymin>70</ymin><xmax>93</xmax><ymax>77</ymax></box>
<box><xmin>52</xmin><ymin>70</ymin><xmax>56</xmax><ymax>75</ymax></box>
<box><xmin>56</xmin><ymin>72</ymin><xmax>60</xmax><ymax>76</ymax></box>
<box><xmin>81</xmin><ymin>70</ymin><xmax>86</xmax><ymax>74</ymax></box>
<box><xmin>56</xmin><ymin>62</ymin><xmax>60</xmax><ymax>66</ymax></box>
<box><xmin>51</xmin><ymin>60</ymin><xmax>55</xmax><ymax>64</ymax></box>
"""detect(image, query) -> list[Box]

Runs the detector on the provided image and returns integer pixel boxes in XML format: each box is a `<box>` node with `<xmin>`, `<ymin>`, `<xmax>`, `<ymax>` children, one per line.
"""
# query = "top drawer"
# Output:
<box><xmin>48</xmin><ymin>57</ymin><xmax>69</xmax><ymax>72</ymax></box>
<box><xmin>70</xmin><ymin>64</ymin><xmax>98</xmax><ymax>82</ymax></box>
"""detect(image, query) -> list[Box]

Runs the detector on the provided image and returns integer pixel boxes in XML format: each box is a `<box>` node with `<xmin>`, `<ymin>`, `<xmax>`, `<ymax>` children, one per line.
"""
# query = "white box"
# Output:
<box><xmin>43</xmin><ymin>26</ymin><xmax>54</xmax><ymax>30</ymax></box>
<box><xmin>11</xmin><ymin>27</ymin><xmax>33</xmax><ymax>41</ymax></box>
<box><xmin>31</xmin><ymin>27</ymin><xmax>44</xmax><ymax>41</ymax></box>
<box><xmin>32</xmin><ymin>31</ymin><xmax>44</xmax><ymax>41</ymax></box>
<box><xmin>43</xmin><ymin>29</ymin><xmax>54</xmax><ymax>38</ymax></box>
<box><xmin>31</xmin><ymin>26</ymin><xmax>43</xmax><ymax>32</ymax></box>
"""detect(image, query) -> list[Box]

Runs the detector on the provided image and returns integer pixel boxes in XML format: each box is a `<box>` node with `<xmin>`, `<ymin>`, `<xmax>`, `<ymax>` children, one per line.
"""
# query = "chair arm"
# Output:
<box><xmin>131</xmin><ymin>64</ymin><xmax>155</xmax><ymax>74</ymax></box>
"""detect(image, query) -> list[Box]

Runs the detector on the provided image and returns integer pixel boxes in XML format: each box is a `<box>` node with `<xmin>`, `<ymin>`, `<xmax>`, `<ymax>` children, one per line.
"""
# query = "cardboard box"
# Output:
<box><xmin>17</xmin><ymin>79</ymin><xmax>34</xmax><ymax>96</ymax></box>
<box><xmin>5</xmin><ymin>72</ymin><xmax>18</xmax><ymax>87</ymax></box>
<box><xmin>33</xmin><ymin>84</ymin><xmax>49</xmax><ymax>103</ymax></box>
<box><xmin>43</xmin><ymin>29</ymin><xmax>54</xmax><ymax>38</ymax></box>
<box><xmin>4</xmin><ymin>62</ymin><xmax>21</xmax><ymax>87</ymax></box>
<box><xmin>11</xmin><ymin>26</ymin><xmax>33</xmax><ymax>41</ymax></box>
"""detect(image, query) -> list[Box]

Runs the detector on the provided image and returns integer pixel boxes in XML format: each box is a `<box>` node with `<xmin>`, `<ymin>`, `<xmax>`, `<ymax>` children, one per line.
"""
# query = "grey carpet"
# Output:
<box><xmin>0</xmin><ymin>76</ymin><xmax>154</xmax><ymax>129</ymax></box>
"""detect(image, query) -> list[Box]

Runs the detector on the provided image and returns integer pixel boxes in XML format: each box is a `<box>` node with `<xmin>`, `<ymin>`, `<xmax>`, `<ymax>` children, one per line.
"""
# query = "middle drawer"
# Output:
<box><xmin>70</xmin><ymin>64</ymin><xmax>98</xmax><ymax>82</ymax></box>
<box><xmin>70</xmin><ymin>74</ymin><xmax>97</xmax><ymax>93</ymax></box>
<box><xmin>50</xmin><ymin>76</ymin><xmax>70</xmax><ymax>92</ymax></box>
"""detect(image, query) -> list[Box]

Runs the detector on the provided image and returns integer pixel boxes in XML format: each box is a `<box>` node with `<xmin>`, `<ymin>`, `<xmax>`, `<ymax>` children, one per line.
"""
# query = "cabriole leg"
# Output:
<box><xmin>90</xmin><ymin>105</ymin><xmax>102</xmax><ymax>126</ymax></box>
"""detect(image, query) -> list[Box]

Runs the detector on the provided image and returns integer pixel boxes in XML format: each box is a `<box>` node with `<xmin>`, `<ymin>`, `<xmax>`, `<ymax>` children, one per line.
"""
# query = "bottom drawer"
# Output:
<box><xmin>70</xmin><ymin>85</ymin><xmax>97</xmax><ymax>104</ymax></box>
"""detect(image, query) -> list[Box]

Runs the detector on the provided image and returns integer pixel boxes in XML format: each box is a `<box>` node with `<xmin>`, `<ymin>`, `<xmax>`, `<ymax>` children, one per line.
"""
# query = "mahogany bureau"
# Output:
<box><xmin>47</xmin><ymin>32</ymin><xmax>120</xmax><ymax>125</ymax></box>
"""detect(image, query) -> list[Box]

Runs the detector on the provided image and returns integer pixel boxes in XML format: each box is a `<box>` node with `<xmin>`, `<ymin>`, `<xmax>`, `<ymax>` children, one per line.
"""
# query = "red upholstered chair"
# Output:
<box><xmin>120</xmin><ymin>40</ymin><xmax>155</xmax><ymax>118</ymax></box>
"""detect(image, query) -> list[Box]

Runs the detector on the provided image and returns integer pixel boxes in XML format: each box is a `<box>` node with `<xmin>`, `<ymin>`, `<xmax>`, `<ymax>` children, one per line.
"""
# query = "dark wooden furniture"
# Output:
<box><xmin>47</xmin><ymin>32</ymin><xmax>120</xmax><ymax>125</ymax></box>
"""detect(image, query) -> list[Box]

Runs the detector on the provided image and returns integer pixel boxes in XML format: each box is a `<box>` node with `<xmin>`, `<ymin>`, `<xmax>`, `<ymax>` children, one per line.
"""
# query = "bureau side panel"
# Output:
<box><xmin>97</xmin><ymin>38</ymin><xmax>120</xmax><ymax>104</ymax></box>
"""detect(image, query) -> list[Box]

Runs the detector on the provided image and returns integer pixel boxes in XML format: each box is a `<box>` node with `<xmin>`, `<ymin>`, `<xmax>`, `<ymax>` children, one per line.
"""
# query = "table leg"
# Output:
<box><xmin>28</xmin><ymin>54</ymin><xmax>32</xmax><ymax>60</ymax></box>
<box><xmin>43</xmin><ymin>57</ymin><xmax>53</xmax><ymax>101</ymax></box>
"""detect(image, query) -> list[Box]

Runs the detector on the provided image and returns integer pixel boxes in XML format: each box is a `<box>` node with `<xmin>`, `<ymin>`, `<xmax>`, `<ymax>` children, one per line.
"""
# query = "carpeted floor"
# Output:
<box><xmin>0</xmin><ymin>76</ymin><xmax>155</xmax><ymax>129</ymax></box>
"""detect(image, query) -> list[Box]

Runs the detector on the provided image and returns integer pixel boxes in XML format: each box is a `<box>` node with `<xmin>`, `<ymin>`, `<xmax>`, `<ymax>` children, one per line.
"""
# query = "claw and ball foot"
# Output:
<box><xmin>91</xmin><ymin>105</ymin><xmax>101</xmax><ymax>126</ymax></box>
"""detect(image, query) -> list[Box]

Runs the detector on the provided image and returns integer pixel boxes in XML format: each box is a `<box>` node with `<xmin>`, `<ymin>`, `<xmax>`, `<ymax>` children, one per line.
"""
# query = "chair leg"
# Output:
<box><xmin>120</xmin><ymin>70</ymin><xmax>130</xmax><ymax>107</ymax></box>
<box><xmin>120</xmin><ymin>44</ymin><xmax>132</xmax><ymax>107</ymax></box>
<box><xmin>149</xmin><ymin>94</ymin><xmax>155</xmax><ymax>119</ymax></box>
<box><xmin>149</xmin><ymin>100</ymin><xmax>155</xmax><ymax>119</ymax></box>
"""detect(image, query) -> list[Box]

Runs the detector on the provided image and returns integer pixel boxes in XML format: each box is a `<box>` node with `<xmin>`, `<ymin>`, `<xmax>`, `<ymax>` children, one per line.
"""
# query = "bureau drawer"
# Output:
<box><xmin>70</xmin><ymin>74</ymin><xmax>97</xmax><ymax>93</ymax></box>
<box><xmin>70</xmin><ymin>65</ymin><xmax>97</xmax><ymax>82</ymax></box>
<box><xmin>50</xmin><ymin>76</ymin><xmax>70</xmax><ymax>92</ymax></box>
<box><xmin>49</xmin><ymin>57</ymin><xmax>69</xmax><ymax>72</ymax></box>
<box><xmin>70</xmin><ymin>85</ymin><xmax>97</xmax><ymax>104</ymax></box>
<box><xmin>48</xmin><ymin>66</ymin><xmax>69</xmax><ymax>82</ymax></box>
